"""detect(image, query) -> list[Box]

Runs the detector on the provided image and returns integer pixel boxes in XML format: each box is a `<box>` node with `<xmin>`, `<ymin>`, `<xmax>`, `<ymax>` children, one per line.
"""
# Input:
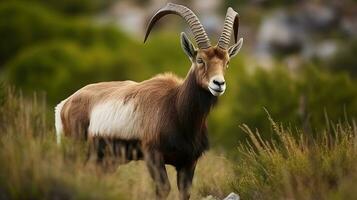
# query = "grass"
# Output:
<box><xmin>233</xmin><ymin>115</ymin><xmax>357</xmax><ymax>200</ymax></box>
<box><xmin>0</xmin><ymin>88</ymin><xmax>234</xmax><ymax>200</ymax></box>
<box><xmin>0</xmin><ymin>87</ymin><xmax>356</xmax><ymax>200</ymax></box>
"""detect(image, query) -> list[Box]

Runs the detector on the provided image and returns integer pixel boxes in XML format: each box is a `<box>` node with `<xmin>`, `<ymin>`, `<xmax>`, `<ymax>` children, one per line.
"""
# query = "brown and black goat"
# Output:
<box><xmin>55</xmin><ymin>3</ymin><xmax>243</xmax><ymax>200</ymax></box>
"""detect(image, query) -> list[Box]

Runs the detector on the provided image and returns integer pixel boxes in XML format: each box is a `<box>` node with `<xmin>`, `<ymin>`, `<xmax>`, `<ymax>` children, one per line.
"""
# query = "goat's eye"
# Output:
<box><xmin>197</xmin><ymin>58</ymin><xmax>204</xmax><ymax>65</ymax></box>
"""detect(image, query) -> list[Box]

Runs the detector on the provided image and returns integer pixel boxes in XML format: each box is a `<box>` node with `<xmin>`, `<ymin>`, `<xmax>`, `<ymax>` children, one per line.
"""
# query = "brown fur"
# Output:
<box><xmin>60</xmin><ymin>47</ymin><xmax>229</xmax><ymax>146</ymax></box>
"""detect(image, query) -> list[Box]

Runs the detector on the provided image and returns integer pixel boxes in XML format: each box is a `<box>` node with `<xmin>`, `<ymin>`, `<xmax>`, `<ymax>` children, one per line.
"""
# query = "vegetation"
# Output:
<box><xmin>209</xmin><ymin>65</ymin><xmax>357</xmax><ymax>148</ymax></box>
<box><xmin>233</xmin><ymin>116</ymin><xmax>357</xmax><ymax>199</ymax></box>
<box><xmin>0</xmin><ymin>1</ymin><xmax>356</xmax><ymax>150</ymax></box>
<box><xmin>0</xmin><ymin>0</ymin><xmax>112</xmax><ymax>16</ymax></box>
<box><xmin>0</xmin><ymin>1</ymin><xmax>357</xmax><ymax>149</ymax></box>
<box><xmin>0</xmin><ymin>1</ymin><xmax>125</xmax><ymax>65</ymax></box>
<box><xmin>1</xmin><ymin>86</ymin><xmax>356</xmax><ymax>199</ymax></box>
<box><xmin>0</xmin><ymin>88</ymin><xmax>233</xmax><ymax>199</ymax></box>
<box><xmin>0</xmin><ymin>0</ymin><xmax>356</xmax><ymax>199</ymax></box>
<box><xmin>329</xmin><ymin>39</ymin><xmax>357</xmax><ymax>77</ymax></box>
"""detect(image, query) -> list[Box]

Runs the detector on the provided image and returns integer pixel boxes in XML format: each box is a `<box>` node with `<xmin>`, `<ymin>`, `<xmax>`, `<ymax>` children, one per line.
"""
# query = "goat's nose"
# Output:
<box><xmin>213</xmin><ymin>79</ymin><xmax>225</xmax><ymax>86</ymax></box>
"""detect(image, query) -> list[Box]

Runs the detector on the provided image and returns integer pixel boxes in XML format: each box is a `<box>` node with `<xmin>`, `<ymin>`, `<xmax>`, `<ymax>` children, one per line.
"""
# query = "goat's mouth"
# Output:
<box><xmin>208</xmin><ymin>86</ymin><xmax>225</xmax><ymax>96</ymax></box>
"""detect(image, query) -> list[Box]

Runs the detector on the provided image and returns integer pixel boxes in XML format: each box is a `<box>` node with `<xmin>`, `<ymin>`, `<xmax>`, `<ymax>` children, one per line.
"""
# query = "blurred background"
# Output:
<box><xmin>0</xmin><ymin>0</ymin><xmax>356</xmax><ymax>151</ymax></box>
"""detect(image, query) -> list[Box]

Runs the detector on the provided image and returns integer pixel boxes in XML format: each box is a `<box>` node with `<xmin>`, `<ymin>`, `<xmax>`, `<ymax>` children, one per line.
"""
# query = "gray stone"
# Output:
<box><xmin>223</xmin><ymin>192</ymin><xmax>240</xmax><ymax>200</ymax></box>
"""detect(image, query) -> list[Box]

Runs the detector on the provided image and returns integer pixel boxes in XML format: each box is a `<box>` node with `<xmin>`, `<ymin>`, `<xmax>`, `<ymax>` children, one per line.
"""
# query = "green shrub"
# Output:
<box><xmin>4</xmin><ymin>41</ymin><xmax>147</xmax><ymax>104</ymax></box>
<box><xmin>226</xmin><ymin>66</ymin><xmax>357</xmax><ymax>142</ymax></box>
<box><xmin>28</xmin><ymin>0</ymin><xmax>113</xmax><ymax>15</ymax></box>
<box><xmin>0</xmin><ymin>1</ymin><xmax>129</xmax><ymax>65</ymax></box>
<box><xmin>141</xmin><ymin>32</ymin><xmax>188</xmax><ymax>77</ymax></box>
<box><xmin>299</xmin><ymin>67</ymin><xmax>357</xmax><ymax>131</ymax></box>
<box><xmin>0</xmin><ymin>1</ymin><xmax>63</xmax><ymax>65</ymax></box>
<box><xmin>329</xmin><ymin>39</ymin><xmax>357</xmax><ymax>77</ymax></box>
<box><xmin>5</xmin><ymin>42</ymin><xmax>89</xmax><ymax>103</ymax></box>
<box><xmin>234</xmin><ymin>66</ymin><xmax>300</xmax><ymax>139</ymax></box>
<box><xmin>206</xmin><ymin>64</ymin><xmax>357</xmax><ymax>149</ymax></box>
<box><xmin>0</xmin><ymin>0</ymin><xmax>113</xmax><ymax>16</ymax></box>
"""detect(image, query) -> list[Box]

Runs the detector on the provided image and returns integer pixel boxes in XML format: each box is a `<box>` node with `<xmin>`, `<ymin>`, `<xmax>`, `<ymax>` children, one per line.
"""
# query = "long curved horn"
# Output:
<box><xmin>144</xmin><ymin>3</ymin><xmax>211</xmax><ymax>49</ymax></box>
<box><xmin>217</xmin><ymin>7</ymin><xmax>240</xmax><ymax>50</ymax></box>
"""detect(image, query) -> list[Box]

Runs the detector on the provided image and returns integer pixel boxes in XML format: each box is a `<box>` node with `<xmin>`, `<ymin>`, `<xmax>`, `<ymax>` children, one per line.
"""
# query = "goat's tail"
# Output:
<box><xmin>54</xmin><ymin>99</ymin><xmax>67</xmax><ymax>145</ymax></box>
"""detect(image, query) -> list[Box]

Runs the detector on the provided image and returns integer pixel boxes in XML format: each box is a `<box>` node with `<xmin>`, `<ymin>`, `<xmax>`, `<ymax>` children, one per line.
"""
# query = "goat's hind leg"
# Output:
<box><xmin>85</xmin><ymin>137</ymin><xmax>118</xmax><ymax>173</ymax></box>
<box><xmin>145</xmin><ymin>151</ymin><xmax>171</xmax><ymax>199</ymax></box>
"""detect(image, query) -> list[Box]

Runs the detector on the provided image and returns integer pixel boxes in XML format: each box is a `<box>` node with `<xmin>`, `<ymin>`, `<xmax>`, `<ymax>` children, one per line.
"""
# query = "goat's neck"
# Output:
<box><xmin>176</xmin><ymin>67</ymin><xmax>217</xmax><ymax>133</ymax></box>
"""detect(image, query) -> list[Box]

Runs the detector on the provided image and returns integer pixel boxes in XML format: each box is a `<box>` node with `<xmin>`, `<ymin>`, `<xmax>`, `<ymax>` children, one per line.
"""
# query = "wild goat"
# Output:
<box><xmin>55</xmin><ymin>3</ymin><xmax>243</xmax><ymax>200</ymax></box>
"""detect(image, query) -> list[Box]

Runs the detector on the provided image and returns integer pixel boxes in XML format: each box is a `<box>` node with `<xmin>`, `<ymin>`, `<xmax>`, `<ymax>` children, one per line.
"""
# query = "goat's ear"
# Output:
<box><xmin>228</xmin><ymin>38</ymin><xmax>243</xmax><ymax>59</ymax></box>
<box><xmin>180</xmin><ymin>32</ymin><xmax>196</xmax><ymax>61</ymax></box>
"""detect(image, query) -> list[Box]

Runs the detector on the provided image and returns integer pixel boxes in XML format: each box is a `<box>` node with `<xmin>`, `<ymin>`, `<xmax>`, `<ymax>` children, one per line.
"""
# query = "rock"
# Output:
<box><xmin>223</xmin><ymin>192</ymin><xmax>240</xmax><ymax>200</ymax></box>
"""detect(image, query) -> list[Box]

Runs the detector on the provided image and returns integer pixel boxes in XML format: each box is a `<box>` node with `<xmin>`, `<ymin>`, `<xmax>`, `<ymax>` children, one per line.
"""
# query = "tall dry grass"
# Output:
<box><xmin>0</xmin><ymin>88</ymin><xmax>234</xmax><ymax>200</ymax></box>
<box><xmin>233</xmin><ymin>113</ymin><xmax>357</xmax><ymax>200</ymax></box>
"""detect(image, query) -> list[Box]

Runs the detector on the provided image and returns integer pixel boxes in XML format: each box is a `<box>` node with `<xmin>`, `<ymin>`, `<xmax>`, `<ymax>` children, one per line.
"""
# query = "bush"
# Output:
<box><xmin>328</xmin><ymin>39</ymin><xmax>357</xmax><ymax>77</ymax></box>
<box><xmin>235</xmin><ymin>66</ymin><xmax>300</xmax><ymax>139</ymax></box>
<box><xmin>4</xmin><ymin>41</ymin><xmax>148</xmax><ymax>104</ymax></box>
<box><xmin>299</xmin><ymin>67</ymin><xmax>357</xmax><ymax>132</ymax></box>
<box><xmin>206</xmin><ymin>64</ymin><xmax>357</xmax><ymax>149</ymax></box>
<box><xmin>0</xmin><ymin>0</ymin><xmax>114</xmax><ymax>16</ymax></box>
<box><xmin>27</xmin><ymin>0</ymin><xmax>113</xmax><ymax>15</ymax></box>
<box><xmin>0</xmin><ymin>1</ymin><xmax>63</xmax><ymax>65</ymax></box>
<box><xmin>141</xmin><ymin>32</ymin><xmax>189</xmax><ymax>77</ymax></box>
<box><xmin>229</xmin><ymin>66</ymin><xmax>357</xmax><ymax>141</ymax></box>
<box><xmin>0</xmin><ymin>1</ymin><xmax>129</xmax><ymax>65</ymax></box>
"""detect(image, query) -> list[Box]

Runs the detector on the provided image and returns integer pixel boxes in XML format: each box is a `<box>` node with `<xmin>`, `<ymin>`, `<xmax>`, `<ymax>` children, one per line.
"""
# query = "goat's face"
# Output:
<box><xmin>144</xmin><ymin>4</ymin><xmax>243</xmax><ymax>96</ymax></box>
<box><xmin>181</xmin><ymin>33</ymin><xmax>243</xmax><ymax>96</ymax></box>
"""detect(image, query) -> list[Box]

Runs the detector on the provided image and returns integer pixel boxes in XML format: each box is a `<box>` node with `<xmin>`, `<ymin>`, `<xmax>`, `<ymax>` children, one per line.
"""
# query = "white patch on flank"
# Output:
<box><xmin>55</xmin><ymin>99</ymin><xmax>67</xmax><ymax>145</ymax></box>
<box><xmin>88</xmin><ymin>100</ymin><xmax>142</xmax><ymax>139</ymax></box>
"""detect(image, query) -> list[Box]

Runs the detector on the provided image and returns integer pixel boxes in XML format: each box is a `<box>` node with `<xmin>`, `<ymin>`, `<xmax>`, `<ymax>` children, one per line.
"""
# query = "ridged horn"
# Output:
<box><xmin>217</xmin><ymin>7</ymin><xmax>240</xmax><ymax>49</ymax></box>
<box><xmin>144</xmin><ymin>3</ymin><xmax>211</xmax><ymax>49</ymax></box>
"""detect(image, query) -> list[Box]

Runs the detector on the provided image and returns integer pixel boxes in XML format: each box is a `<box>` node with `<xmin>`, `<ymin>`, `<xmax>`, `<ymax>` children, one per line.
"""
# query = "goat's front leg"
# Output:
<box><xmin>145</xmin><ymin>150</ymin><xmax>170</xmax><ymax>199</ymax></box>
<box><xmin>176</xmin><ymin>161</ymin><xmax>197</xmax><ymax>200</ymax></box>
